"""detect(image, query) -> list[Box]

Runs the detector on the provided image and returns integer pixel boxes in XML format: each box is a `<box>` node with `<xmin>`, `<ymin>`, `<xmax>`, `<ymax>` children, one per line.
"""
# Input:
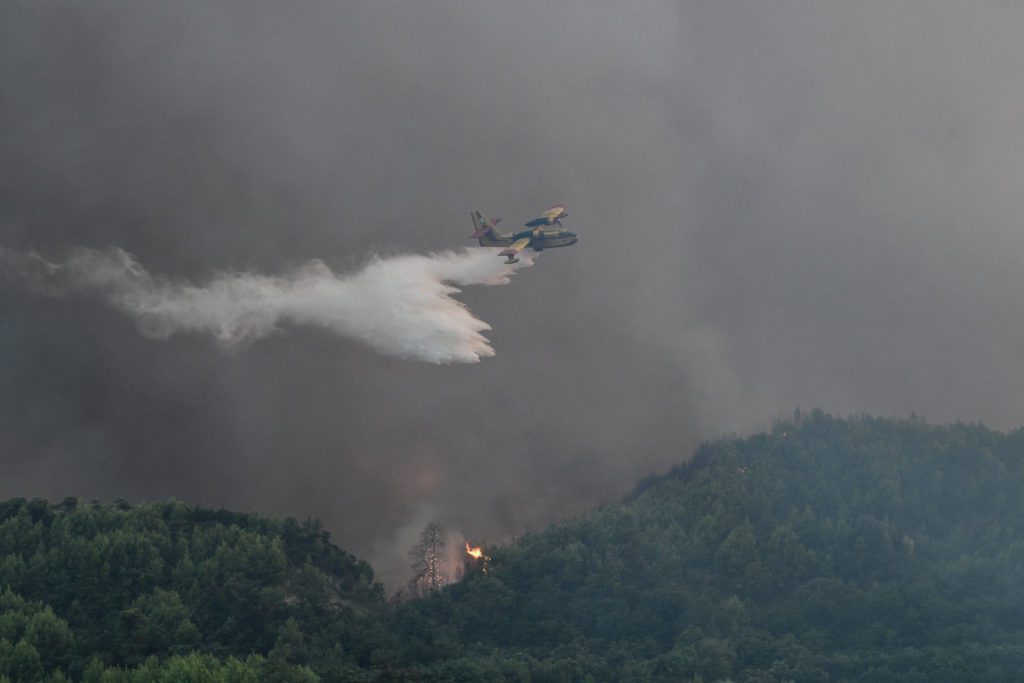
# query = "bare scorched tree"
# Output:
<box><xmin>408</xmin><ymin>521</ymin><xmax>446</xmax><ymax>596</ymax></box>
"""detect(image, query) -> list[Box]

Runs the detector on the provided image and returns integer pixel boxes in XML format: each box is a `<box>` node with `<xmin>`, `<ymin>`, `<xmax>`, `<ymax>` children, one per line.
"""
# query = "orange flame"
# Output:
<box><xmin>465</xmin><ymin>543</ymin><xmax>484</xmax><ymax>559</ymax></box>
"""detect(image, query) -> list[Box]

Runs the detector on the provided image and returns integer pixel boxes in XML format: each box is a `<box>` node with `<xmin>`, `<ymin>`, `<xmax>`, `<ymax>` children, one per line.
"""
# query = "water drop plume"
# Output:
<box><xmin>0</xmin><ymin>246</ymin><xmax>536</xmax><ymax>363</ymax></box>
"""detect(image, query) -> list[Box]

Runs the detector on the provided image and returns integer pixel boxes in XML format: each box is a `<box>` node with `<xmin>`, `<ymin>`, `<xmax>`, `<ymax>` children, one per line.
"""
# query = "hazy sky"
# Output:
<box><xmin>3</xmin><ymin>1</ymin><xmax>1024</xmax><ymax>585</ymax></box>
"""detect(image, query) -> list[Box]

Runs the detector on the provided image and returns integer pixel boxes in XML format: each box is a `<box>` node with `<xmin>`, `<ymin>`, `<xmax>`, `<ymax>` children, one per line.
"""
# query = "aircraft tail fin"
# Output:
<box><xmin>470</xmin><ymin>211</ymin><xmax>509</xmax><ymax>244</ymax></box>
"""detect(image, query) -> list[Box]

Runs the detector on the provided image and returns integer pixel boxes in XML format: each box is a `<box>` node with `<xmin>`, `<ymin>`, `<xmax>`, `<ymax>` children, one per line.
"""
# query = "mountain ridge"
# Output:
<box><xmin>2</xmin><ymin>412</ymin><xmax>1024</xmax><ymax>681</ymax></box>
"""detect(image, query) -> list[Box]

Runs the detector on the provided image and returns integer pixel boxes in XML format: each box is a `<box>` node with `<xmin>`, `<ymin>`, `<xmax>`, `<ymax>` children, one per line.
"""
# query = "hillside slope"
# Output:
<box><xmin>0</xmin><ymin>499</ymin><xmax>395</xmax><ymax>681</ymax></box>
<box><xmin>2</xmin><ymin>413</ymin><xmax>1024</xmax><ymax>681</ymax></box>
<box><xmin>394</xmin><ymin>413</ymin><xmax>1024</xmax><ymax>681</ymax></box>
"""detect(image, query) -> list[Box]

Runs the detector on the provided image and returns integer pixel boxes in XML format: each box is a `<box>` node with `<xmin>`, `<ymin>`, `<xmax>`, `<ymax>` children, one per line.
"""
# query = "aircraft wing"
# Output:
<box><xmin>540</xmin><ymin>205</ymin><xmax>567</xmax><ymax>220</ymax></box>
<box><xmin>525</xmin><ymin>205</ymin><xmax>568</xmax><ymax>227</ymax></box>
<box><xmin>499</xmin><ymin>237</ymin><xmax>531</xmax><ymax>263</ymax></box>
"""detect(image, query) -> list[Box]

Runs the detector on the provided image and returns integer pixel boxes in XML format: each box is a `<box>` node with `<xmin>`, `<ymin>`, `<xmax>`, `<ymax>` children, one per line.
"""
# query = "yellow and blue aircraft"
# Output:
<box><xmin>470</xmin><ymin>205</ymin><xmax>578</xmax><ymax>264</ymax></box>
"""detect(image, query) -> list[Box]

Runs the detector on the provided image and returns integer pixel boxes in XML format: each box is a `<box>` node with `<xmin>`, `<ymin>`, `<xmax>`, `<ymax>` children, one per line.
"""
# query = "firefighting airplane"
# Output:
<box><xmin>470</xmin><ymin>205</ymin><xmax>578</xmax><ymax>264</ymax></box>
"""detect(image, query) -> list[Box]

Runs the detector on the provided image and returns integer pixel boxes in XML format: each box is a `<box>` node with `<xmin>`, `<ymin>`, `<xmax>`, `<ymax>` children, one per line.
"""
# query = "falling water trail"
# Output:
<box><xmin>0</xmin><ymin>246</ymin><xmax>536</xmax><ymax>363</ymax></box>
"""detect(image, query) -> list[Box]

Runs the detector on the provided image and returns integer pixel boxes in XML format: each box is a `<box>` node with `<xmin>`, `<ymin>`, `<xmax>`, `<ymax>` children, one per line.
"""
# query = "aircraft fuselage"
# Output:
<box><xmin>476</xmin><ymin>228</ymin><xmax>577</xmax><ymax>251</ymax></box>
<box><xmin>510</xmin><ymin>228</ymin><xmax>578</xmax><ymax>250</ymax></box>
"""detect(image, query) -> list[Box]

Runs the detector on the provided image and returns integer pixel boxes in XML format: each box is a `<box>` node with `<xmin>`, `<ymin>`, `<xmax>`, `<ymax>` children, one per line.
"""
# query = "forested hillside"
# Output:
<box><xmin>0</xmin><ymin>500</ymin><xmax>395</xmax><ymax>681</ymax></box>
<box><xmin>394</xmin><ymin>413</ymin><xmax>1024</xmax><ymax>681</ymax></box>
<box><xmin>3</xmin><ymin>413</ymin><xmax>1024</xmax><ymax>681</ymax></box>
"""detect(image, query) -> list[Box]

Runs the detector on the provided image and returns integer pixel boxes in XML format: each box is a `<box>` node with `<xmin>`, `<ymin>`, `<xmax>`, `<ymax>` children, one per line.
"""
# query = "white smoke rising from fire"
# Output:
<box><xmin>0</xmin><ymin>246</ymin><xmax>536</xmax><ymax>363</ymax></box>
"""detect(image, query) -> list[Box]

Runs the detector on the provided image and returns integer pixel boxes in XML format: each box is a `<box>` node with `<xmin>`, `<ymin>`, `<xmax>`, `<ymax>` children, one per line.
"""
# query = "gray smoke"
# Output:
<box><xmin>3</xmin><ymin>1</ymin><xmax>1024</xmax><ymax>587</ymax></box>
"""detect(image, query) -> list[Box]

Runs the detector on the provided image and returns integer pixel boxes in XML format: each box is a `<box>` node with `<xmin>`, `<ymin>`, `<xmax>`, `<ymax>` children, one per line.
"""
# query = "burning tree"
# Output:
<box><xmin>465</xmin><ymin>543</ymin><xmax>490</xmax><ymax>574</ymax></box>
<box><xmin>408</xmin><ymin>521</ymin><xmax>446</xmax><ymax>595</ymax></box>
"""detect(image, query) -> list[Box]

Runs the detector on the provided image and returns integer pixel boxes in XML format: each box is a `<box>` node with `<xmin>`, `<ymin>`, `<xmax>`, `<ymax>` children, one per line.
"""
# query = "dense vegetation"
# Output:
<box><xmin>2</xmin><ymin>412</ymin><xmax>1024</xmax><ymax>681</ymax></box>
<box><xmin>395</xmin><ymin>412</ymin><xmax>1024</xmax><ymax>681</ymax></box>
<box><xmin>0</xmin><ymin>500</ymin><xmax>393</xmax><ymax>681</ymax></box>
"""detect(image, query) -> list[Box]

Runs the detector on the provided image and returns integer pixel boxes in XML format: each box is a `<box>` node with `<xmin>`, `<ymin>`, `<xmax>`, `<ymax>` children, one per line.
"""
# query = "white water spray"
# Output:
<box><xmin>0</xmin><ymin>246</ymin><xmax>536</xmax><ymax>363</ymax></box>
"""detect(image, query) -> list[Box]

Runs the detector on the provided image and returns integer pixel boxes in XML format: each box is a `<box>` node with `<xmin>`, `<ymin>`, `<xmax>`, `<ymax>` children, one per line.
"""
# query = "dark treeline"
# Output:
<box><xmin>395</xmin><ymin>413</ymin><xmax>1024</xmax><ymax>681</ymax></box>
<box><xmin>0</xmin><ymin>500</ymin><xmax>393</xmax><ymax>681</ymax></box>
<box><xmin>3</xmin><ymin>412</ymin><xmax>1024</xmax><ymax>681</ymax></box>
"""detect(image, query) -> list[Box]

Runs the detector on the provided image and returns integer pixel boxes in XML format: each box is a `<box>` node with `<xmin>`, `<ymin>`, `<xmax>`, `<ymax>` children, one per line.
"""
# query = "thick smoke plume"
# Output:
<box><xmin>0</xmin><ymin>246</ymin><xmax>535</xmax><ymax>364</ymax></box>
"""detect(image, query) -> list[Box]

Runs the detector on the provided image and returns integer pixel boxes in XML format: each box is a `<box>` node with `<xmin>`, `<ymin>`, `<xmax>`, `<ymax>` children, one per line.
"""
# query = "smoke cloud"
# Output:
<box><xmin>0</xmin><ymin>246</ymin><xmax>535</xmax><ymax>364</ymax></box>
<box><xmin>5</xmin><ymin>1</ymin><xmax>1024</xmax><ymax>588</ymax></box>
